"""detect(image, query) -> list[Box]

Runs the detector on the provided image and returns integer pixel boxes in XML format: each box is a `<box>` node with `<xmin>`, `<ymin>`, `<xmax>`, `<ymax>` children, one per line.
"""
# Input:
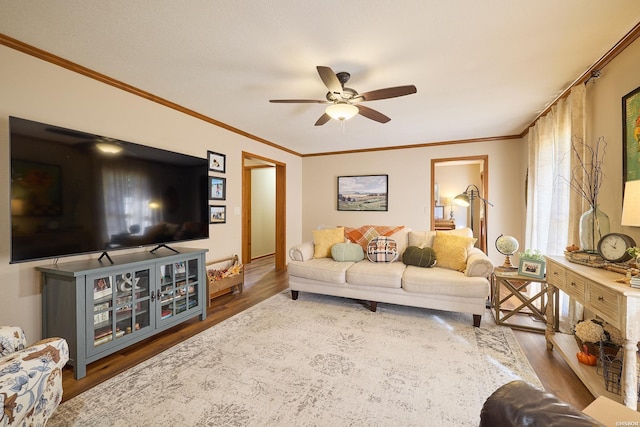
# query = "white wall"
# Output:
<box><xmin>301</xmin><ymin>138</ymin><xmax>526</xmax><ymax>266</ymax></box>
<box><xmin>251</xmin><ymin>167</ymin><xmax>276</xmax><ymax>258</ymax></box>
<box><xmin>0</xmin><ymin>45</ymin><xmax>303</xmax><ymax>340</ymax></box>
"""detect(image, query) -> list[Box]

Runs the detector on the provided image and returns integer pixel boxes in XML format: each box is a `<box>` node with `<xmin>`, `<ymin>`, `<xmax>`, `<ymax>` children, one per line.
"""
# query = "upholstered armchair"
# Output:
<box><xmin>0</xmin><ymin>326</ymin><xmax>69</xmax><ymax>426</ymax></box>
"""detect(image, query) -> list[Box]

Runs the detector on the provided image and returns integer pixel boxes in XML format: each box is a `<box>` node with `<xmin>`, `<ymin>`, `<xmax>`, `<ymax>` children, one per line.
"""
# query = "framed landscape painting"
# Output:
<box><xmin>623</xmin><ymin>86</ymin><xmax>640</xmax><ymax>185</ymax></box>
<box><xmin>337</xmin><ymin>175</ymin><xmax>388</xmax><ymax>211</ymax></box>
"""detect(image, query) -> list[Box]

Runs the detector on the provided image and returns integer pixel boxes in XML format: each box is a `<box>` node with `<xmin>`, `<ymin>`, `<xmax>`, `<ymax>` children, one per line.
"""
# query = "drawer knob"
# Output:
<box><xmin>598</xmin><ymin>296</ymin><xmax>604</xmax><ymax>301</ymax></box>
<box><xmin>571</xmin><ymin>282</ymin><xmax>577</xmax><ymax>287</ymax></box>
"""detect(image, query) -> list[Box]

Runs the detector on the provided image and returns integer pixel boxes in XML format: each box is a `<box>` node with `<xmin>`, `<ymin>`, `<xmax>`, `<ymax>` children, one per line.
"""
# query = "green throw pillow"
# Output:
<box><xmin>331</xmin><ymin>242</ymin><xmax>365</xmax><ymax>262</ymax></box>
<box><xmin>402</xmin><ymin>246</ymin><xmax>437</xmax><ymax>268</ymax></box>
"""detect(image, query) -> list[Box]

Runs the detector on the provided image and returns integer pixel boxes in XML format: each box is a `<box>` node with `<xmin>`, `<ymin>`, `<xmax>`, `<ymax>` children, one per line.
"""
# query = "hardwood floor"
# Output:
<box><xmin>61</xmin><ymin>257</ymin><xmax>594</xmax><ymax>411</ymax></box>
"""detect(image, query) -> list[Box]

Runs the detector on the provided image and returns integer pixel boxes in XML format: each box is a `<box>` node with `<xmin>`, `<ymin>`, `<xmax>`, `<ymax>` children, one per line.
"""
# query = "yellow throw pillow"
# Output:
<box><xmin>313</xmin><ymin>227</ymin><xmax>345</xmax><ymax>258</ymax></box>
<box><xmin>432</xmin><ymin>232</ymin><xmax>477</xmax><ymax>271</ymax></box>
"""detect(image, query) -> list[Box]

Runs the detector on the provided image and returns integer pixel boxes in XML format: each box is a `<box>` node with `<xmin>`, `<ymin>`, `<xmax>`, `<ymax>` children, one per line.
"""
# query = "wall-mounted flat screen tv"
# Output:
<box><xmin>9</xmin><ymin>116</ymin><xmax>209</xmax><ymax>263</ymax></box>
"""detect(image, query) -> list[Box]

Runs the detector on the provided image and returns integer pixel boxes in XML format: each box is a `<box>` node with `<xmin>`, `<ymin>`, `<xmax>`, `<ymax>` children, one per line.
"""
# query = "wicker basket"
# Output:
<box><xmin>574</xmin><ymin>335</ymin><xmax>621</xmax><ymax>358</ymax></box>
<box><xmin>574</xmin><ymin>335</ymin><xmax>598</xmax><ymax>355</ymax></box>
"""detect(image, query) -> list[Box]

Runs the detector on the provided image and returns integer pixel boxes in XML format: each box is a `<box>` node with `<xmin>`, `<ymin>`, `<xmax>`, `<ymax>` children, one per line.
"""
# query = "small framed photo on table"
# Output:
<box><xmin>517</xmin><ymin>258</ymin><xmax>546</xmax><ymax>280</ymax></box>
<box><xmin>208</xmin><ymin>151</ymin><xmax>226</xmax><ymax>173</ymax></box>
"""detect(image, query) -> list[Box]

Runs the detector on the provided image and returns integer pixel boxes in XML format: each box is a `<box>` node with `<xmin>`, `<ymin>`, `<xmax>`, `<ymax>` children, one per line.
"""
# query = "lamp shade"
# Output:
<box><xmin>622</xmin><ymin>180</ymin><xmax>640</xmax><ymax>226</ymax></box>
<box><xmin>326</xmin><ymin>103</ymin><xmax>358</xmax><ymax>121</ymax></box>
<box><xmin>453</xmin><ymin>193</ymin><xmax>470</xmax><ymax>207</ymax></box>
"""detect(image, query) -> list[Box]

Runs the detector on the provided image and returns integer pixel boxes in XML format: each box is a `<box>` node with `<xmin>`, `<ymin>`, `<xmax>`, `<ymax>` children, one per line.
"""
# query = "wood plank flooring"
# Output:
<box><xmin>61</xmin><ymin>257</ymin><xmax>594</xmax><ymax>411</ymax></box>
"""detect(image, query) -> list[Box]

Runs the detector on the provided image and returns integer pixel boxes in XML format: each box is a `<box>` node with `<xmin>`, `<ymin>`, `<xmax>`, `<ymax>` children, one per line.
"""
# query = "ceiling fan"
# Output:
<box><xmin>269</xmin><ymin>66</ymin><xmax>417</xmax><ymax>126</ymax></box>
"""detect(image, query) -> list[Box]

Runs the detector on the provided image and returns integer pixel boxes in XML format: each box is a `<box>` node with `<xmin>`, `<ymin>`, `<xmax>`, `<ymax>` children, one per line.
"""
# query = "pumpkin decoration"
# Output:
<box><xmin>576</xmin><ymin>345</ymin><xmax>597</xmax><ymax>366</ymax></box>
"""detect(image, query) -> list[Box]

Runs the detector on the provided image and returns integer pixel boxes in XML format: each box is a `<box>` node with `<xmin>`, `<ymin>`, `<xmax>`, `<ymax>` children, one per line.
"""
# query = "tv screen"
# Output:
<box><xmin>9</xmin><ymin>116</ymin><xmax>209</xmax><ymax>263</ymax></box>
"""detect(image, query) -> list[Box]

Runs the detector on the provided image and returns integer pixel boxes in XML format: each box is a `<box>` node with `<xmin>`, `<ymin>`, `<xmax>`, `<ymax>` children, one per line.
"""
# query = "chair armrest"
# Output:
<box><xmin>289</xmin><ymin>241</ymin><xmax>314</xmax><ymax>261</ymax></box>
<box><xmin>0</xmin><ymin>337</ymin><xmax>69</xmax><ymax>425</ymax></box>
<box><xmin>0</xmin><ymin>326</ymin><xmax>27</xmax><ymax>357</ymax></box>
<box><xmin>465</xmin><ymin>248</ymin><xmax>495</xmax><ymax>277</ymax></box>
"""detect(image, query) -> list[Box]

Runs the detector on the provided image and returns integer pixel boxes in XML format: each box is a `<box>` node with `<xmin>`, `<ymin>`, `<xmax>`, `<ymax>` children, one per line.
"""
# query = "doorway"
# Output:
<box><xmin>431</xmin><ymin>155</ymin><xmax>488</xmax><ymax>252</ymax></box>
<box><xmin>242</xmin><ymin>152</ymin><xmax>286</xmax><ymax>271</ymax></box>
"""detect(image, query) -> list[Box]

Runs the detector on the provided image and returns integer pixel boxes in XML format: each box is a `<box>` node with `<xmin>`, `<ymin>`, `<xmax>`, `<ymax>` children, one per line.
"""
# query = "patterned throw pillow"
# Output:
<box><xmin>344</xmin><ymin>225</ymin><xmax>405</xmax><ymax>251</ymax></box>
<box><xmin>366</xmin><ymin>236</ymin><xmax>399</xmax><ymax>263</ymax></box>
<box><xmin>402</xmin><ymin>246</ymin><xmax>437</xmax><ymax>268</ymax></box>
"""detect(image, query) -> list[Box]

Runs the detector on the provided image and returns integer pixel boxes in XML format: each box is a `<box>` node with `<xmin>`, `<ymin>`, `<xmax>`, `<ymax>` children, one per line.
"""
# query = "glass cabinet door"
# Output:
<box><xmin>159</xmin><ymin>258</ymin><xmax>200</xmax><ymax>322</ymax></box>
<box><xmin>90</xmin><ymin>268</ymin><xmax>152</xmax><ymax>351</ymax></box>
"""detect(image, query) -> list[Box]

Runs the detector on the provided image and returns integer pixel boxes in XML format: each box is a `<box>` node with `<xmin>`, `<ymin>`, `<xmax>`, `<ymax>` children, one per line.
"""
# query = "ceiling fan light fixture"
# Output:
<box><xmin>325</xmin><ymin>103</ymin><xmax>358</xmax><ymax>121</ymax></box>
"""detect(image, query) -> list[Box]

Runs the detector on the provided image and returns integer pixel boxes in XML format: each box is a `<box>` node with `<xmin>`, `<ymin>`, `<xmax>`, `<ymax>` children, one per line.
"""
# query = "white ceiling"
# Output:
<box><xmin>1</xmin><ymin>1</ymin><xmax>640</xmax><ymax>155</ymax></box>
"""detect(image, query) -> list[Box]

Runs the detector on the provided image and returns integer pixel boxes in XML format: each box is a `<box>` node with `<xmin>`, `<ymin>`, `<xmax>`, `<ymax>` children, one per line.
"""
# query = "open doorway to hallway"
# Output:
<box><xmin>242</xmin><ymin>152</ymin><xmax>286</xmax><ymax>271</ymax></box>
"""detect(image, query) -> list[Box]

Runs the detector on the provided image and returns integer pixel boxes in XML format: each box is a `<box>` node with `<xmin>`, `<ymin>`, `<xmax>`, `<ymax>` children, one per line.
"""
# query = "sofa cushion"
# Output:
<box><xmin>332</xmin><ymin>242</ymin><xmax>365</xmax><ymax>262</ymax></box>
<box><xmin>312</xmin><ymin>227</ymin><xmax>344</xmax><ymax>258</ymax></box>
<box><xmin>346</xmin><ymin>260</ymin><xmax>405</xmax><ymax>288</ymax></box>
<box><xmin>366</xmin><ymin>236</ymin><xmax>399</xmax><ymax>263</ymax></box>
<box><xmin>402</xmin><ymin>266</ymin><xmax>489</xmax><ymax>298</ymax></box>
<box><xmin>344</xmin><ymin>225</ymin><xmax>405</xmax><ymax>251</ymax></box>
<box><xmin>432</xmin><ymin>232</ymin><xmax>476</xmax><ymax>271</ymax></box>
<box><xmin>287</xmin><ymin>258</ymin><xmax>353</xmax><ymax>284</ymax></box>
<box><xmin>402</xmin><ymin>246</ymin><xmax>437</xmax><ymax>268</ymax></box>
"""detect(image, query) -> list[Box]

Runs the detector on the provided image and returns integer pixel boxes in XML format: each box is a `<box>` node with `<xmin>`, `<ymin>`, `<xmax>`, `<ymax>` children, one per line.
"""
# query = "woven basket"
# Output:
<box><xmin>574</xmin><ymin>335</ymin><xmax>621</xmax><ymax>358</ymax></box>
<box><xmin>574</xmin><ymin>335</ymin><xmax>598</xmax><ymax>355</ymax></box>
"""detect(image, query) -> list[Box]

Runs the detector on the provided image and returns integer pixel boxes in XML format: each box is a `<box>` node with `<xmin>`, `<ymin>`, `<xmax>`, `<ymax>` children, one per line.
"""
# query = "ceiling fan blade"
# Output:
<box><xmin>269</xmin><ymin>99</ymin><xmax>329</xmax><ymax>103</ymax></box>
<box><xmin>359</xmin><ymin>85</ymin><xmax>417</xmax><ymax>102</ymax></box>
<box><xmin>357</xmin><ymin>105</ymin><xmax>391</xmax><ymax>123</ymax></box>
<box><xmin>316</xmin><ymin>66</ymin><xmax>343</xmax><ymax>95</ymax></box>
<box><xmin>314</xmin><ymin>113</ymin><xmax>331</xmax><ymax>126</ymax></box>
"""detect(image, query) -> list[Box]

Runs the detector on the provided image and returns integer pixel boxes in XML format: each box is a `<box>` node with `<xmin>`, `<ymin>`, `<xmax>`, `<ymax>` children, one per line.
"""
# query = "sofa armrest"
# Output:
<box><xmin>465</xmin><ymin>248</ymin><xmax>495</xmax><ymax>278</ymax></box>
<box><xmin>289</xmin><ymin>241</ymin><xmax>315</xmax><ymax>262</ymax></box>
<box><xmin>0</xmin><ymin>326</ymin><xmax>27</xmax><ymax>357</ymax></box>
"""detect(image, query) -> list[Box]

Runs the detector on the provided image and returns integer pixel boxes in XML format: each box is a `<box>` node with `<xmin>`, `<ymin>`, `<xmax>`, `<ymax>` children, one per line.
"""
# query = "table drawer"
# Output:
<box><xmin>564</xmin><ymin>271</ymin><xmax>586</xmax><ymax>300</ymax></box>
<box><xmin>546</xmin><ymin>261</ymin><xmax>565</xmax><ymax>287</ymax></box>
<box><xmin>589</xmin><ymin>283</ymin><xmax>621</xmax><ymax>328</ymax></box>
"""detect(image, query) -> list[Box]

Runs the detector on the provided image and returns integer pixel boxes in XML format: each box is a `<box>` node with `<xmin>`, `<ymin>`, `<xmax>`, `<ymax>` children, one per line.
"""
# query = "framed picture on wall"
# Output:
<box><xmin>208</xmin><ymin>151</ymin><xmax>226</xmax><ymax>173</ymax></box>
<box><xmin>337</xmin><ymin>175</ymin><xmax>388</xmax><ymax>211</ymax></box>
<box><xmin>209</xmin><ymin>205</ymin><xmax>226</xmax><ymax>224</ymax></box>
<box><xmin>209</xmin><ymin>177</ymin><xmax>226</xmax><ymax>200</ymax></box>
<box><xmin>623</xmin><ymin>86</ymin><xmax>640</xmax><ymax>185</ymax></box>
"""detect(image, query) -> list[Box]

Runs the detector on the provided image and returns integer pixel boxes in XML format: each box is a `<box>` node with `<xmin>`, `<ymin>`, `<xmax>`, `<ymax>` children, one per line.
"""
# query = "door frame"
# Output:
<box><xmin>431</xmin><ymin>155</ymin><xmax>489</xmax><ymax>251</ymax></box>
<box><xmin>242</xmin><ymin>152</ymin><xmax>286</xmax><ymax>271</ymax></box>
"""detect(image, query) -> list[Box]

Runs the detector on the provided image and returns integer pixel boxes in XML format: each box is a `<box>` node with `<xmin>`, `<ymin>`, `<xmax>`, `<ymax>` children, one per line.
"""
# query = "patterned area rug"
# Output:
<box><xmin>50</xmin><ymin>292</ymin><xmax>542</xmax><ymax>426</ymax></box>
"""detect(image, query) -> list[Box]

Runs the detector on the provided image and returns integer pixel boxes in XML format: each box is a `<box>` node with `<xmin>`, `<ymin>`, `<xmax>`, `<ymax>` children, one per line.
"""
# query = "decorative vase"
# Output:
<box><xmin>579</xmin><ymin>205</ymin><xmax>610</xmax><ymax>253</ymax></box>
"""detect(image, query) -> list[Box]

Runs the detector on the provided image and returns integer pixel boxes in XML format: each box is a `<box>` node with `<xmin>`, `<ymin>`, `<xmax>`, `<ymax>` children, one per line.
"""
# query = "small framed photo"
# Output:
<box><xmin>517</xmin><ymin>258</ymin><xmax>546</xmax><ymax>280</ymax></box>
<box><xmin>210</xmin><ymin>205</ymin><xmax>226</xmax><ymax>224</ymax></box>
<box><xmin>94</xmin><ymin>277</ymin><xmax>112</xmax><ymax>300</ymax></box>
<box><xmin>209</xmin><ymin>177</ymin><xmax>226</xmax><ymax>200</ymax></box>
<box><xmin>623</xmin><ymin>86</ymin><xmax>640</xmax><ymax>186</ymax></box>
<box><xmin>434</xmin><ymin>205</ymin><xmax>445</xmax><ymax>219</ymax></box>
<box><xmin>208</xmin><ymin>151</ymin><xmax>226</xmax><ymax>173</ymax></box>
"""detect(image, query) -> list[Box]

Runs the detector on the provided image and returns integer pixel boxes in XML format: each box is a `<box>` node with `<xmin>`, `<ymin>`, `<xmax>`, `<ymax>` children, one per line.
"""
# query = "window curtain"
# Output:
<box><xmin>525</xmin><ymin>84</ymin><xmax>586</xmax><ymax>332</ymax></box>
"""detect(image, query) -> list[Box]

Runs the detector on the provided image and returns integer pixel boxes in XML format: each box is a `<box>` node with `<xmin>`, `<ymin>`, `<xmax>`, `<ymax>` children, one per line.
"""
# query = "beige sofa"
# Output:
<box><xmin>287</xmin><ymin>227</ymin><xmax>494</xmax><ymax>326</ymax></box>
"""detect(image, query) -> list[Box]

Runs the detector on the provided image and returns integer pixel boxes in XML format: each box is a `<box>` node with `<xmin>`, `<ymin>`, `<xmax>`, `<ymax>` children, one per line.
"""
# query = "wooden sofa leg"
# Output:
<box><xmin>291</xmin><ymin>290</ymin><xmax>299</xmax><ymax>300</ymax></box>
<box><xmin>369</xmin><ymin>301</ymin><xmax>378</xmax><ymax>312</ymax></box>
<box><xmin>473</xmin><ymin>314</ymin><xmax>481</xmax><ymax>327</ymax></box>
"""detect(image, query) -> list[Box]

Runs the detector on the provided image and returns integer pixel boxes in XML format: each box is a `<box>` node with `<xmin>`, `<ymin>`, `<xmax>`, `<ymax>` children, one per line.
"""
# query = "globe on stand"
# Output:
<box><xmin>495</xmin><ymin>234</ymin><xmax>519</xmax><ymax>271</ymax></box>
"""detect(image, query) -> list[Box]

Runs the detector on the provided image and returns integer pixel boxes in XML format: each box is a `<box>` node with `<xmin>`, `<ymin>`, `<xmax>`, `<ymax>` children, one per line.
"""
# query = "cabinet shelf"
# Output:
<box><xmin>39</xmin><ymin>248</ymin><xmax>207</xmax><ymax>379</ymax></box>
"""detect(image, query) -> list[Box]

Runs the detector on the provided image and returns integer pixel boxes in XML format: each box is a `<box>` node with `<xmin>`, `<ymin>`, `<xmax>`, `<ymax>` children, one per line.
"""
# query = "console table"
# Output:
<box><xmin>545</xmin><ymin>256</ymin><xmax>640</xmax><ymax>410</ymax></box>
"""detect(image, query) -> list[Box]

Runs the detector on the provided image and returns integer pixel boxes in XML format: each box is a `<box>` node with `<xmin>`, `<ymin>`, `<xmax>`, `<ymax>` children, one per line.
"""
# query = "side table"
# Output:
<box><xmin>492</xmin><ymin>270</ymin><xmax>558</xmax><ymax>333</ymax></box>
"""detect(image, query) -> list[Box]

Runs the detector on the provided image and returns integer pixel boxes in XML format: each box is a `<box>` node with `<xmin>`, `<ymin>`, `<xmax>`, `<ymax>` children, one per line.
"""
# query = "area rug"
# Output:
<box><xmin>49</xmin><ymin>292</ymin><xmax>542</xmax><ymax>426</ymax></box>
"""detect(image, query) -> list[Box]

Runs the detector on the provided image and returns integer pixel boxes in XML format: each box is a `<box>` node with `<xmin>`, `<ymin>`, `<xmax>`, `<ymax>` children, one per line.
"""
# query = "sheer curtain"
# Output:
<box><xmin>525</xmin><ymin>84</ymin><xmax>586</xmax><ymax>332</ymax></box>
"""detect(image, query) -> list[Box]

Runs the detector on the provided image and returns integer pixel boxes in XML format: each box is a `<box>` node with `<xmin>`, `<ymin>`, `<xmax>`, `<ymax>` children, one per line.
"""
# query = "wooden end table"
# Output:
<box><xmin>492</xmin><ymin>270</ymin><xmax>558</xmax><ymax>333</ymax></box>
